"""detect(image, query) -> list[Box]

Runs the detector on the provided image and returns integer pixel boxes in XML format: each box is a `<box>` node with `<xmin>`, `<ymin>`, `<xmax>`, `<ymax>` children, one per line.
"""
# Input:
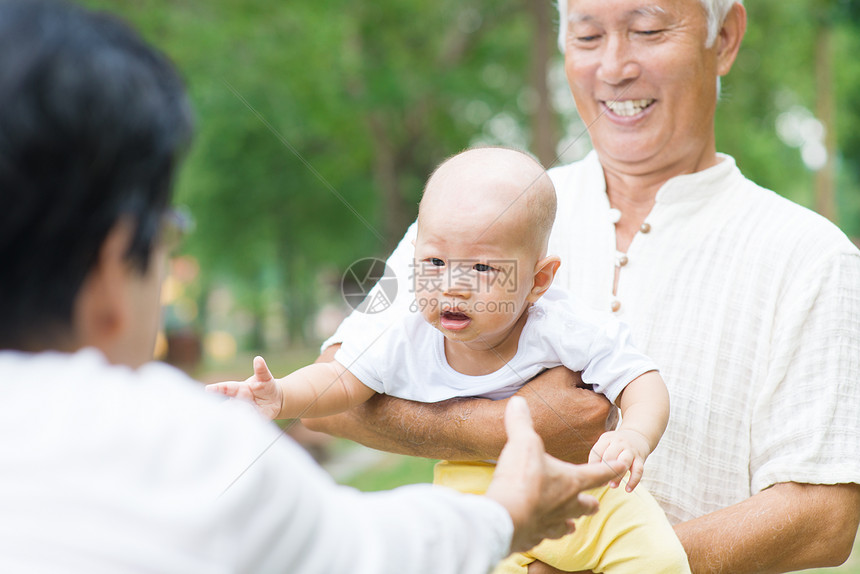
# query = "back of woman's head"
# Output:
<box><xmin>0</xmin><ymin>0</ymin><xmax>193</xmax><ymax>349</ymax></box>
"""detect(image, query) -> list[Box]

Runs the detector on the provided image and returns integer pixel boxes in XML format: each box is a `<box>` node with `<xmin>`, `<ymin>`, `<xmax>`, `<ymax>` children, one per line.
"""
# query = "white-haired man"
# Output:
<box><xmin>309</xmin><ymin>1</ymin><xmax>860</xmax><ymax>572</ymax></box>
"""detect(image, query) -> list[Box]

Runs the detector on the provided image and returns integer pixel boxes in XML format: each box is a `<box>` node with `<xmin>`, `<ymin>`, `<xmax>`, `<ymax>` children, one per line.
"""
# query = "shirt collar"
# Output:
<box><xmin>583</xmin><ymin>151</ymin><xmax>741</xmax><ymax>205</ymax></box>
<box><xmin>655</xmin><ymin>154</ymin><xmax>739</xmax><ymax>204</ymax></box>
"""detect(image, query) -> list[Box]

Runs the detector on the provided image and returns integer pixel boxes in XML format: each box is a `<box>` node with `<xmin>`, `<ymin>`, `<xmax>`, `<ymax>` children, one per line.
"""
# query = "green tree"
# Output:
<box><xmin>78</xmin><ymin>0</ymin><xmax>860</xmax><ymax>351</ymax></box>
<box><xmin>715</xmin><ymin>0</ymin><xmax>860</xmax><ymax>236</ymax></box>
<box><xmin>80</xmin><ymin>0</ymin><xmax>551</xmax><ymax>347</ymax></box>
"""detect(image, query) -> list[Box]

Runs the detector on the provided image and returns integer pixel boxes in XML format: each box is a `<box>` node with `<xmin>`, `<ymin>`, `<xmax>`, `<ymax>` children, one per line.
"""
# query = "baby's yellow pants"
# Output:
<box><xmin>434</xmin><ymin>461</ymin><xmax>690</xmax><ymax>574</ymax></box>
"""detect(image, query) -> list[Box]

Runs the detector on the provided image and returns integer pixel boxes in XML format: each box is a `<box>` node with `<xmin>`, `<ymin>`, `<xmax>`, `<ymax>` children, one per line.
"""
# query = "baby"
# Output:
<box><xmin>209</xmin><ymin>147</ymin><xmax>689</xmax><ymax>573</ymax></box>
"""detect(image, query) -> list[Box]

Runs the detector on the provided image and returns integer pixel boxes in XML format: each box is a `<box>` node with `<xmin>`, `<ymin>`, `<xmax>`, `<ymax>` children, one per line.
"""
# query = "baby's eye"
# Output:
<box><xmin>428</xmin><ymin>258</ymin><xmax>445</xmax><ymax>267</ymax></box>
<box><xmin>473</xmin><ymin>263</ymin><xmax>494</xmax><ymax>272</ymax></box>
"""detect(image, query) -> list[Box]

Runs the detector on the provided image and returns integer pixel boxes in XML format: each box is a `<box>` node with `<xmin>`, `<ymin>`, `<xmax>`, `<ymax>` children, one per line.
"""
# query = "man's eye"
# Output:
<box><xmin>473</xmin><ymin>263</ymin><xmax>494</xmax><ymax>272</ymax></box>
<box><xmin>636</xmin><ymin>29</ymin><xmax>663</xmax><ymax>36</ymax></box>
<box><xmin>569</xmin><ymin>28</ymin><xmax>601</xmax><ymax>43</ymax></box>
<box><xmin>429</xmin><ymin>258</ymin><xmax>445</xmax><ymax>267</ymax></box>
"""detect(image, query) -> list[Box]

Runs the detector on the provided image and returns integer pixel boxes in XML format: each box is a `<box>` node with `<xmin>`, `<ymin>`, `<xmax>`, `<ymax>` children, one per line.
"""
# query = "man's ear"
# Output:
<box><xmin>527</xmin><ymin>255</ymin><xmax>561</xmax><ymax>303</ymax></box>
<box><xmin>72</xmin><ymin>220</ymin><xmax>135</xmax><ymax>355</ymax></box>
<box><xmin>716</xmin><ymin>2</ymin><xmax>747</xmax><ymax>77</ymax></box>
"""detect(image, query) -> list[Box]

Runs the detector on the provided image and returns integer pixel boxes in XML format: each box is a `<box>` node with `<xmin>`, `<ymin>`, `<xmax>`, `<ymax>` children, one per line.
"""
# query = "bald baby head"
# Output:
<box><xmin>418</xmin><ymin>147</ymin><xmax>557</xmax><ymax>257</ymax></box>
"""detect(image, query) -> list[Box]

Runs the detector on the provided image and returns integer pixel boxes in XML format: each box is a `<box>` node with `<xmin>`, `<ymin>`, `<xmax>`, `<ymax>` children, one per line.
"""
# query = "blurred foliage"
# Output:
<box><xmin>78</xmin><ymin>0</ymin><xmax>860</xmax><ymax>349</ymax></box>
<box><xmin>342</xmin><ymin>455</ymin><xmax>438</xmax><ymax>492</ymax></box>
<box><xmin>717</xmin><ymin>0</ymin><xmax>860</xmax><ymax>225</ymax></box>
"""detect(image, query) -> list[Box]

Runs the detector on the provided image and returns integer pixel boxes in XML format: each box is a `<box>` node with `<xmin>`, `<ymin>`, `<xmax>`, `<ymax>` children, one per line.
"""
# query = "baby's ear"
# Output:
<box><xmin>527</xmin><ymin>256</ymin><xmax>561</xmax><ymax>303</ymax></box>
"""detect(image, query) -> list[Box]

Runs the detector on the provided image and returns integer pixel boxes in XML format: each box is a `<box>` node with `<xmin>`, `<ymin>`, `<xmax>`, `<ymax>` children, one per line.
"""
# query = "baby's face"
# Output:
<box><xmin>412</xmin><ymin>198</ymin><xmax>537</xmax><ymax>349</ymax></box>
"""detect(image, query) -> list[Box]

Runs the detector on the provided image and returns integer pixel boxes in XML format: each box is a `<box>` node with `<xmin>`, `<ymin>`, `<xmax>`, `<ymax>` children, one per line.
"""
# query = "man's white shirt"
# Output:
<box><xmin>336</xmin><ymin>285</ymin><xmax>657</xmax><ymax>403</ymax></box>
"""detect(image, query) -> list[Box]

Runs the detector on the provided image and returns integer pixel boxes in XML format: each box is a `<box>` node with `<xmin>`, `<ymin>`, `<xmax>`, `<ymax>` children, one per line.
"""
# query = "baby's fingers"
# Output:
<box><xmin>205</xmin><ymin>382</ymin><xmax>241</xmax><ymax>397</ymax></box>
<box><xmin>235</xmin><ymin>384</ymin><xmax>256</xmax><ymax>403</ymax></box>
<box><xmin>613</xmin><ymin>448</ymin><xmax>635</xmax><ymax>468</ymax></box>
<box><xmin>606</xmin><ymin>447</ymin><xmax>634</xmax><ymax>488</ymax></box>
<box><xmin>589</xmin><ymin>436</ymin><xmax>610</xmax><ymax>464</ymax></box>
<box><xmin>625</xmin><ymin>458</ymin><xmax>645</xmax><ymax>492</ymax></box>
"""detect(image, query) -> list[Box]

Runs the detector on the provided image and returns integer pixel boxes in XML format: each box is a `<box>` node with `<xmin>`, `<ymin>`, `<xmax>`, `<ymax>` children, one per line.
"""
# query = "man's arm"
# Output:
<box><xmin>675</xmin><ymin>482</ymin><xmax>860</xmax><ymax>573</ymax></box>
<box><xmin>302</xmin><ymin>344</ymin><xmax>616</xmax><ymax>463</ymax></box>
<box><xmin>527</xmin><ymin>482</ymin><xmax>860</xmax><ymax>574</ymax></box>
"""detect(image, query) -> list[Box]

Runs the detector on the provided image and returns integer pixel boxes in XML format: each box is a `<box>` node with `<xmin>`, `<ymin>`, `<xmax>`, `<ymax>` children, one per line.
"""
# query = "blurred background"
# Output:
<box><xmin>79</xmin><ymin>1</ymin><xmax>859</xmax><ymax>569</ymax></box>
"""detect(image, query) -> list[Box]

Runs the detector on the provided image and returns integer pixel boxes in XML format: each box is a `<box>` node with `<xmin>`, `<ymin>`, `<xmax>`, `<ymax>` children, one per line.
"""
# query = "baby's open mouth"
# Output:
<box><xmin>440</xmin><ymin>310</ymin><xmax>472</xmax><ymax>331</ymax></box>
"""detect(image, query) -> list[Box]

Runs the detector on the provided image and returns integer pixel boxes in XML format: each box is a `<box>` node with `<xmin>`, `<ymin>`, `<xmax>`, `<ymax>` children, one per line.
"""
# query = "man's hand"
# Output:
<box><xmin>588</xmin><ymin>429</ymin><xmax>651</xmax><ymax>491</ymax></box>
<box><xmin>513</xmin><ymin>366</ymin><xmax>618</xmax><ymax>463</ymax></box>
<box><xmin>487</xmin><ymin>397</ymin><xmax>626</xmax><ymax>554</ymax></box>
<box><xmin>206</xmin><ymin>356</ymin><xmax>283</xmax><ymax>420</ymax></box>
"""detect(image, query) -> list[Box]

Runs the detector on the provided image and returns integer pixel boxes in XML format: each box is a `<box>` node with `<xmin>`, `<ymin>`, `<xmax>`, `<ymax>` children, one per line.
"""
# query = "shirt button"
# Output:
<box><xmin>617</xmin><ymin>255</ymin><xmax>629</xmax><ymax>267</ymax></box>
<box><xmin>611</xmin><ymin>300</ymin><xmax>621</xmax><ymax>312</ymax></box>
<box><xmin>608</xmin><ymin>208</ymin><xmax>622</xmax><ymax>224</ymax></box>
<box><xmin>640</xmin><ymin>222</ymin><xmax>652</xmax><ymax>234</ymax></box>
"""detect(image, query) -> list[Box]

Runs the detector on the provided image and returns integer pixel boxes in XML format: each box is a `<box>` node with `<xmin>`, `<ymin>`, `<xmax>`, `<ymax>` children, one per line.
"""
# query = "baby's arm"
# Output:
<box><xmin>207</xmin><ymin>356</ymin><xmax>376</xmax><ymax>420</ymax></box>
<box><xmin>588</xmin><ymin>370</ymin><xmax>669</xmax><ymax>491</ymax></box>
<box><xmin>279</xmin><ymin>358</ymin><xmax>377</xmax><ymax>418</ymax></box>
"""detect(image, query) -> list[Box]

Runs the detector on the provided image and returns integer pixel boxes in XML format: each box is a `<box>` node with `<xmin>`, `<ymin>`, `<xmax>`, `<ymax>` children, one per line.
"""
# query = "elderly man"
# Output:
<box><xmin>309</xmin><ymin>1</ymin><xmax>860</xmax><ymax>572</ymax></box>
<box><xmin>0</xmin><ymin>1</ymin><xmax>627</xmax><ymax>572</ymax></box>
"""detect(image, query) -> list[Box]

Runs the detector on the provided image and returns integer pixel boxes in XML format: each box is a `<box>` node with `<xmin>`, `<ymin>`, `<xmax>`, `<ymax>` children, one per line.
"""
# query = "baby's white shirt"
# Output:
<box><xmin>335</xmin><ymin>285</ymin><xmax>658</xmax><ymax>404</ymax></box>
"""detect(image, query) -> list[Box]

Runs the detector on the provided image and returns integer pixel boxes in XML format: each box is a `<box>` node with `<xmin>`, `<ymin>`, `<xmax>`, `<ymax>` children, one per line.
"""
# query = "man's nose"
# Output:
<box><xmin>595</xmin><ymin>34</ymin><xmax>641</xmax><ymax>86</ymax></box>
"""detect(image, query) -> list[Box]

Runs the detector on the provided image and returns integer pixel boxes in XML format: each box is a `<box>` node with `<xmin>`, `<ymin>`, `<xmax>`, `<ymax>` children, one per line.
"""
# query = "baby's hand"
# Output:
<box><xmin>588</xmin><ymin>429</ymin><xmax>652</xmax><ymax>492</ymax></box>
<box><xmin>206</xmin><ymin>356</ymin><xmax>282</xmax><ymax>420</ymax></box>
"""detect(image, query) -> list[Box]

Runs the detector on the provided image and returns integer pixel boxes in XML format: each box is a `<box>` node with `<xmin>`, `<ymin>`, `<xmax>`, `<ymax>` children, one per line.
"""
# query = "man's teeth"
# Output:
<box><xmin>605</xmin><ymin>99</ymin><xmax>653</xmax><ymax>117</ymax></box>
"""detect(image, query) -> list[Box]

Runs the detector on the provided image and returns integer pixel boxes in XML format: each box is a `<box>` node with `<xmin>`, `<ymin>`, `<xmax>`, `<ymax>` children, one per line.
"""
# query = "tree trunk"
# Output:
<box><xmin>249</xmin><ymin>271</ymin><xmax>267</xmax><ymax>351</ymax></box>
<box><xmin>527</xmin><ymin>0</ymin><xmax>559</xmax><ymax>167</ymax></box>
<box><xmin>814</xmin><ymin>15</ymin><xmax>837</xmax><ymax>222</ymax></box>
<box><xmin>368</xmin><ymin>113</ymin><xmax>410</xmax><ymax>252</ymax></box>
<box><xmin>280</xmin><ymin>249</ymin><xmax>310</xmax><ymax>347</ymax></box>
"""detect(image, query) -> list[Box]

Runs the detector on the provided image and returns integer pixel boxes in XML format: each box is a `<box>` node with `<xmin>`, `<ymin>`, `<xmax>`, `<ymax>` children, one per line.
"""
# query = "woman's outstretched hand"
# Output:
<box><xmin>487</xmin><ymin>396</ymin><xmax>627</xmax><ymax>553</ymax></box>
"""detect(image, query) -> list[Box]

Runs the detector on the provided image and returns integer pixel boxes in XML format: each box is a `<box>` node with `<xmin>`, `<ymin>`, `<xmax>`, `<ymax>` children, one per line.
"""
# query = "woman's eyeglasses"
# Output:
<box><xmin>160</xmin><ymin>207</ymin><xmax>194</xmax><ymax>252</ymax></box>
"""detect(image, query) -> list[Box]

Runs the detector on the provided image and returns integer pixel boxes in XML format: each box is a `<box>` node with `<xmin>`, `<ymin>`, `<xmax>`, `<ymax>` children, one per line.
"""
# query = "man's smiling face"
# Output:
<box><xmin>562</xmin><ymin>0</ymin><xmax>723</xmax><ymax>174</ymax></box>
